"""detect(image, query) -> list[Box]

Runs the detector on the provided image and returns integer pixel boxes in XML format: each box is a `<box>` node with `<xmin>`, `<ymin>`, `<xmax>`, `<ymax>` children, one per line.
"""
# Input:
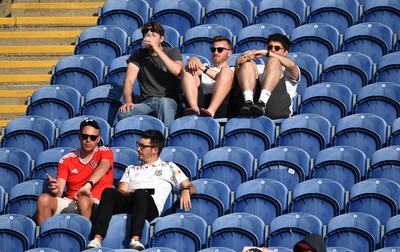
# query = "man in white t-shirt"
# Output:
<box><xmin>181</xmin><ymin>35</ymin><xmax>234</xmax><ymax>118</ymax></box>
<box><xmin>87</xmin><ymin>130</ymin><xmax>196</xmax><ymax>250</ymax></box>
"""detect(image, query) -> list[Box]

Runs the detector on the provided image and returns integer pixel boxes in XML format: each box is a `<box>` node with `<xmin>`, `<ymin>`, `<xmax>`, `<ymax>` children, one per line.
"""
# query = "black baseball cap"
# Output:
<box><xmin>80</xmin><ymin>118</ymin><xmax>100</xmax><ymax>131</ymax></box>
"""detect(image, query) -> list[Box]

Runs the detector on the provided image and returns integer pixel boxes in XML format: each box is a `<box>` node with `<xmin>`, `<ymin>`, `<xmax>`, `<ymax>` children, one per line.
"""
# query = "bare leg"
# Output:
<box><xmin>206</xmin><ymin>67</ymin><xmax>234</xmax><ymax>117</ymax></box>
<box><xmin>181</xmin><ymin>66</ymin><xmax>201</xmax><ymax>114</ymax></box>
<box><xmin>36</xmin><ymin>193</ymin><xmax>58</xmax><ymax>226</ymax></box>
<box><xmin>236</xmin><ymin>60</ymin><xmax>258</xmax><ymax>94</ymax></box>
<box><xmin>76</xmin><ymin>195</ymin><xmax>93</xmax><ymax>220</ymax></box>
<box><xmin>260</xmin><ymin>57</ymin><xmax>283</xmax><ymax>93</ymax></box>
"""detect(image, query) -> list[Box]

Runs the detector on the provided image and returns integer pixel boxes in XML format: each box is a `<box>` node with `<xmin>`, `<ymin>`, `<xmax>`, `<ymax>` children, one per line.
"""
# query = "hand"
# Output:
<box><xmin>179</xmin><ymin>189</ymin><xmax>192</xmax><ymax>211</ymax></box>
<box><xmin>119</xmin><ymin>102</ymin><xmax>135</xmax><ymax>113</ymax></box>
<box><xmin>186</xmin><ymin>57</ymin><xmax>202</xmax><ymax>73</ymax></box>
<box><xmin>46</xmin><ymin>173</ymin><xmax>60</xmax><ymax>195</ymax></box>
<box><xmin>74</xmin><ymin>182</ymin><xmax>93</xmax><ymax>201</ymax></box>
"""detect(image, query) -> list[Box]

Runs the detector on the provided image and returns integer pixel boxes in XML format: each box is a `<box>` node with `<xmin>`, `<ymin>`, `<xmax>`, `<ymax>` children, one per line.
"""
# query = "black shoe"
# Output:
<box><xmin>251</xmin><ymin>101</ymin><xmax>266</xmax><ymax>116</ymax></box>
<box><xmin>239</xmin><ymin>101</ymin><xmax>253</xmax><ymax>116</ymax></box>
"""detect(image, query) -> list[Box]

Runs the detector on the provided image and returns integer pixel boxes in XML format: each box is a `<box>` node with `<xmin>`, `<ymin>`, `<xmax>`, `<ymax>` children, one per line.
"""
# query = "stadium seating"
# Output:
<box><xmin>382</xmin><ymin>215</ymin><xmax>400</xmax><ymax>247</ymax></box>
<box><xmin>360</xmin><ymin>0</ymin><xmax>400</xmax><ymax>34</ymax></box>
<box><xmin>0</xmin><ymin>214</ymin><xmax>37</xmax><ymax>251</ymax></box>
<box><xmin>0</xmin><ymin>185</ymin><xmax>4</xmax><ymax>214</ymax></box>
<box><xmin>182</xmin><ymin>53</ymin><xmax>212</xmax><ymax>66</ymax></box>
<box><xmin>389</xmin><ymin>117</ymin><xmax>400</xmax><ymax>146</ymax></box>
<box><xmin>0</xmin><ymin>147</ymin><xmax>32</xmax><ymax>193</ymax></box>
<box><xmin>327</xmin><ymin>248</ymin><xmax>355</xmax><ymax>252</ymax></box>
<box><xmin>198</xmin><ymin>248</ymin><xmax>235</xmax><ymax>252</ymax></box>
<box><xmin>160</xmin><ymin>146</ymin><xmax>198</xmax><ymax>180</ymax></box>
<box><xmin>287</xmin><ymin>52</ymin><xmax>320</xmax><ymax>95</ymax></box>
<box><xmin>111</xmin><ymin>147</ymin><xmax>140</xmax><ymax>188</ymax></box>
<box><xmin>30</xmin><ymin>147</ymin><xmax>74</xmax><ymax>180</ymax></box>
<box><xmin>368</xmin><ymin>146</ymin><xmax>400</xmax><ymax>185</ymax></box>
<box><xmin>374</xmin><ymin>248</ymin><xmax>400</xmax><ymax>252</ymax></box>
<box><xmin>375</xmin><ymin>51</ymin><xmax>400</xmax><ymax>84</ymax></box>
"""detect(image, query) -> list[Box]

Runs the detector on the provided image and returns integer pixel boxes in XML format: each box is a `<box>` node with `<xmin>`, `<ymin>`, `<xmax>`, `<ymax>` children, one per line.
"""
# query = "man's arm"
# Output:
<box><xmin>119</xmin><ymin>63</ymin><xmax>139</xmax><ymax>113</ymax></box>
<box><xmin>179</xmin><ymin>179</ymin><xmax>197</xmax><ymax>211</ymax></box>
<box><xmin>256</xmin><ymin>49</ymin><xmax>300</xmax><ymax>81</ymax></box>
<box><xmin>152</xmin><ymin>47</ymin><xmax>183</xmax><ymax>77</ymax></box>
<box><xmin>117</xmin><ymin>181</ymin><xmax>132</xmax><ymax>196</ymax></box>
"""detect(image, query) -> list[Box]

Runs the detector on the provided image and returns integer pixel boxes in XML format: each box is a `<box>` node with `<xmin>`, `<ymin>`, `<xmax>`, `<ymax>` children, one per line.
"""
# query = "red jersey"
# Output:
<box><xmin>57</xmin><ymin>146</ymin><xmax>114</xmax><ymax>200</ymax></box>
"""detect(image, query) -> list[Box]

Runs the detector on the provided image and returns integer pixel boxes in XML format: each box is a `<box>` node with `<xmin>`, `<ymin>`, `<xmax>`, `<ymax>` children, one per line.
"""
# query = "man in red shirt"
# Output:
<box><xmin>36</xmin><ymin>118</ymin><xmax>114</xmax><ymax>226</ymax></box>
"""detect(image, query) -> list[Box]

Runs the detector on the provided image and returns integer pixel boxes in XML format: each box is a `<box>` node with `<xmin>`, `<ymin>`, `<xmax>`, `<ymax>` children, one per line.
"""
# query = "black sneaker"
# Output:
<box><xmin>251</xmin><ymin>101</ymin><xmax>266</xmax><ymax>116</ymax></box>
<box><xmin>239</xmin><ymin>101</ymin><xmax>253</xmax><ymax>116</ymax></box>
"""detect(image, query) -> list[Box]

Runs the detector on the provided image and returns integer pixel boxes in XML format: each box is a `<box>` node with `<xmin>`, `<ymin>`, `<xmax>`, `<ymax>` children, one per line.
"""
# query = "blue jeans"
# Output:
<box><xmin>117</xmin><ymin>97</ymin><xmax>177</xmax><ymax>127</ymax></box>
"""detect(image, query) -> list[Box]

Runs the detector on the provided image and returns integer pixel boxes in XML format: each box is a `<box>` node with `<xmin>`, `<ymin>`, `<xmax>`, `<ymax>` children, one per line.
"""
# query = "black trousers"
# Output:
<box><xmin>92</xmin><ymin>188</ymin><xmax>159</xmax><ymax>239</ymax></box>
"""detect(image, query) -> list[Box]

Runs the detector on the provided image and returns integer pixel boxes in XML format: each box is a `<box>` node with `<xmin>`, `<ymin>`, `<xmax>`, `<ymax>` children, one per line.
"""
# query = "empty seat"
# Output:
<box><xmin>160</xmin><ymin>146</ymin><xmax>198</xmax><ymax>180</ymax></box>
<box><xmin>234</xmin><ymin>23</ymin><xmax>286</xmax><ymax>53</ymax></box>
<box><xmin>290</xmin><ymin>23</ymin><xmax>340</xmax><ymax>63</ymax></box>
<box><xmin>198</xmin><ymin>248</ymin><xmax>236</xmax><ymax>252</ymax></box>
<box><xmin>360</xmin><ymin>0</ymin><xmax>400</xmax><ymax>35</ymax></box>
<box><xmin>254</xmin><ymin>0</ymin><xmax>307</xmax><ymax>35</ymax></box>
<box><xmin>332</xmin><ymin>113</ymin><xmax>388</xmax><ymax>158</ymax></box>
<box><xmin>97</xmin><ymin>0</ymin><xmax>150</xmax><ymax>35</ymax></box>
<box><xmin>255</xmin><ymin>146</ymin><xmax>311</xmax><ymax>191</ymax></box>
<box><xmin>50</xmin><ymin>54</ymin><xmax>105</xmax><ymax>96</ymax></box>
<box><xmin>26</xmin><ymin>85</ymin><xmax>82</xmax><ymax>127</ymax></box>
<box><xmin>232</xmin><ymin>178</ymin><xmax>288</xmax><ymax>225</ymax></box>
<box><xmin>276</xmin><ymin>113</ymin><xmax>332</xmax><ymax>158</ymax></box>
<box><xmin>0</xmin><ymin>147</ymin><xmax>31</xmax><ymax>193</ymax></box>
<box><xmin>353</xmin><ymin>82</ymin><xmax>400</xmax><ymax>125</ymax></box>
<box><xmin>74</xmin><ymin>25</ymin><xmax>129</xmax><ymax>66</ymax></box>
<box><xmin>341</xmin><ymin>22</ymin><xmax>394</xmax><ymax>63</ymax></box>
<box><xmin>311</xmin><ymin>146</ymin><xmax>367</xmax><ymax>191</ymax></box>
<box><xmin>382</xmin><ymin>215</ymin><xmax>400</xmax><ymax>248</ymax></box>
<box><xmin>297</xmin><ymin>82</ymin><xmax>353</xmax><ymax>126</ymax></box>
<box><xmin>30</xmin><ymin>147</ymin><xmax>74</xmax><ymax>180</ymax></box>
<box><xmin>0</xmin><ymin>214</ymin><xmax>37</xmax><ymax>251</ymax></box>
<box><xmin>202</xmin><ymin>0</ymin><xmax>254</xmax><ymax>35</ymax></box>
<box><xmin>389</xmin><ymin>117</ymin><xmax>400</xmax><ymax>146</ymax></box>
<box><xmin>374</xmin><ymin>51</ymin><xmax>400</xmax><ymax>84</ymax></box>
<box><xmin>374</xmin><ymin>248</ymin><xmax>400</xmax><ymax>252</ymax></box>
<box><xmin>287</xmin><ymin>52</ymin><xmax>320</xmax><ymax>95</ymax></box>
<box><xmin>289</xmin><ymin>178</ymin><xmax>346</xmax><ymax>225</ymax></box>
<box><xmin>0</xmin><ymin>186</ymin><xmax>4</xmax><ymax>214</ymax></box>
<box><xmin>1</xmin><ymin>115</ymin><xmax>56</xmax><ymax>160</ymax></box>
<box><xmin>320</xmin><ymin>51</ymin><xmax>374</xmax><ymax>94</ymax></box>
<box><xmin>111</xmin><ymin>147</ymin><xmax>140</xmax><ymax>188</ymax></box>
<box><xmin>368</xmin><ymin>146</ymin><xmax>400</xmax><ymax>185</ymax></box>
<box><xmin>327</xmin><ymin>247</ymin><xmax>355</xmax><ymax>252</ymax></box>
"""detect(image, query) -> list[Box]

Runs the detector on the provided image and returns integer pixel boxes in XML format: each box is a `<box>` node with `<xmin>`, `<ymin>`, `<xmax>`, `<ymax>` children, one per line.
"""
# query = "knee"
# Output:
<box><xmin>101</xmin><ymin>188</ymin><xmax>116</xmax><ymax>200</ymax></box>
<box><xmin>37</xmin><ymin>193</ymin><xmax>53</xmax><ymax>206</ymax></box>
<box><xmin>158</xmin><ymin>98</ymin><xmax>177</xmax><ymax>109</ymax></box>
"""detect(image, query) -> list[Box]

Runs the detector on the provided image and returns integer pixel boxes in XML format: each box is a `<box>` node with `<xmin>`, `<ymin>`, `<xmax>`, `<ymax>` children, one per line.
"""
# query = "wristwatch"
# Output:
<box><xmin>203</xmin><ymin>65</ymin><xmax>210</xmax><ymax>74</ymax></box>
<box><xmin>86</xmin><ymin>180</ymin><xmax>94</xmax><ymax>188</ymax></box>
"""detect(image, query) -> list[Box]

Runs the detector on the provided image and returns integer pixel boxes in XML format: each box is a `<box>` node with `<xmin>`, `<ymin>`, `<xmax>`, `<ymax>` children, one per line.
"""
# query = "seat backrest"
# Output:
<box><xmin>182</xmin><ymin>53</ymin><xmax>212</xmax><ymax>66</ymax></box>
<box><xmin>361</xmin><ymin>0</ymin><xmax>400</xmax><ymax>35</ymax></box>
<box><xmin>375</xmin><ymin>51</ymin><xmax>400</xmax><ymax>84</ymax></box>
<box><xmin>255</xmin><ymin>146</ymin><xmax>311</xmax><ymax>191</ymax></box>
<box><xmin>51</xmin><ymin>54</ymin><xmax>105</xmax><ymax>96</ymax></box>
<box><xmin>0</xmin><ymin>214</ymin><xmax>37</xmax><ymax>251</ymax></box>
<box><xmin>31</xmin><ymin>147</ymin><xmax>74</xmax><ymax>180</ymax></box>
<box><xmin>232</xmin><ymin>178</ymin><xmax>288</xmax><ymax>225</ymax></box>
<box><xmin>382</xmin><ymin>215</ymin><xmax>400</xmax><ymax>248</ymax></box>
<box><xmin>311</xmin><ymin>145</ymin><xmax>367</xmax><ymax>191</ymax></box>
<box><xmin>0</xmin><ymin>147</ymin><xmax>32</xmax><ymax>193</ymax></box>
<box><xmin>27</xmin><ymin>85</ymin><xmax>82</xmax><ymax>127</ymax></box>
<box><xmin>389</xmin><ymin>117</ymin><xmax>400</xmax><ymax>146</ymax></box>
<box><xmin>368</xmin><ymin>146</ymin><xmax>400</xmax><ymax>185</ymax></box>
<box><xmin>0</xmin><ymin>185</ymin><xmax>4</xmax><ymax>214</ymax></box>
<box><xmin>198</xmin><ymin>146</ymin><xmax>254</xmax><ymax>191</ymax></box>
<box><xmin>160</xmin><ymin>146</ymin><xmax>198</xmax><ymax>180</ymax></box>
<box><xmin>287</xmin><ymin>52</ymin><xmax>320</xmax><ymax>95</ymax></box>
<box><xmin>110</xmin><ymin>147</ymin><xmax>140</xmax><ymax>188</ymax></box>
<box><xmin>198</xmin><ymin>247</ymin><xmax>236</xmax><ymax>252</ymax></box>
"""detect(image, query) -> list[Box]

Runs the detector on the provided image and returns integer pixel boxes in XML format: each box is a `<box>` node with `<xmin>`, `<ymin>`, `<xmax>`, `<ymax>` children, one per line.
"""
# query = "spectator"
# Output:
<box><xmin>117</xmin><ymin>22</ymin><xmax>183</xmax><ymax>127</ymax></box>
<box><xmin>181</xmin><ymin>36</ymin><xmax>234</xmax><ymax>118</ymax></box>
<box><xmin>87</xmin><ymin>130</ymin><xmax>197</xmax><ymax>250</ymax></box>
<box><xmin>36</xmin><ymin>118</ymin><xmax>114</xmax><ymax>226</ymax></box>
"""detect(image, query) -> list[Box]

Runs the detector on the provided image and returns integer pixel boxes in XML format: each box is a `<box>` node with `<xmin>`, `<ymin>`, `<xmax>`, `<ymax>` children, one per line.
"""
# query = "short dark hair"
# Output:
<box><xmin>141</xmin><ymin>21</ymin><xmax>165</xmax><ymax>37</ymax></box>
<box><xmin>213</xmin><ymin>36</ymin><xmax>232</xmax><ymax>50</ymax></box>
<box><xmin>267</xmin><ymin>33</ymin><xmax>291</xmax><ymax>51</ymax></box>
<box><xmin>141</xmin><ymin>130</ymin><xmax>165</xmax><ymax>154</ymax></box>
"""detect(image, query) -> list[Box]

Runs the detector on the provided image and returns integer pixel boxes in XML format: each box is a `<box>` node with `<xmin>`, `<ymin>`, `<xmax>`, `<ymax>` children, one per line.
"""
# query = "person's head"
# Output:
<box><xmin>79</xmin><ymin>118</ymin><xmax>101</xmax><ymax>153</ymax></box>
<box><xmin>141</xmin><ymin>22</ymin><xmax>164</xmax><ymax>44</ymax></box>
<box><xmin>210</xmin><ymin>35</ymin><xmax>232</xmax><ymax>65</ymax></box>
<box><xmin>293</xmin><ymin>234</ymin><xmax>327</xmax><ymax>252</ymax></box>
<box><xmin>137</xmin><ymin>130</ymin><xmax>165</xmax><ymax>163</ymax></box>
<box><xmin>266</xmin><ymin>33</ymin><xmax>291</xmax><ymax>56</ymax></box>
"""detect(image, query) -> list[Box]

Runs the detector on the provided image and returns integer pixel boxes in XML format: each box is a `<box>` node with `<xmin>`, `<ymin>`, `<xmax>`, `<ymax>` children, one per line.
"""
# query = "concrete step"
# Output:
<box><xmin>0</xmin><ymin>74</ymin><xmax>51</xmax><ymax>83</ymax></box>
<box><xmin>0</xmin><ymin>120</ymin><xmax>10</xmax><ymax>128</ymax></box>
<box><xmin>14</xmin><ymin>0</ymin><xmax>105</xmax><ymax>4</ymax></box>
<box><xmin>0</xmin><ymin>60</ymin><xmax>57</xmax><ymax>75</ymax></box>
<box><xmin>0</xmin><ymin>31</ymin><xmax>80</xmax><ymax>46</ymax></box>
<box><xmin>0</xmin><ymin>16</ymin><xmax>97</xmax><ymax>31</ymax></box>
<box><xmin>11</xmin><ymin>2</ymin><xmax>103</xmax><ymax>17</ymax></box>
<box><xmin>0</xmin><ymin>45</ymin><xmax>75</xmax><ymax>60</ymax></box>
<box><xmin>0</xmin><ymin>104</ymin><xmax>27</xmax><ymax>114</ymax></box>
<box><xmin>0</xmin><ymin>89</ymin><xmax>33</xmax><ymax>104</ymax></box>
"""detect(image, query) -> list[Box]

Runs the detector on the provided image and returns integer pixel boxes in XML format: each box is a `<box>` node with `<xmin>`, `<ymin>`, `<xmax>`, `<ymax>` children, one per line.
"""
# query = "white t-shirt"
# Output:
<box><xmin>200</xmin><ymin>65</ymin><xmax>235</xmax><ymax>95</ymax></box>
<box><xmin>119</xmin><ymin>159</ymin><xmax>189</xmax><ymax>214</ymax></box>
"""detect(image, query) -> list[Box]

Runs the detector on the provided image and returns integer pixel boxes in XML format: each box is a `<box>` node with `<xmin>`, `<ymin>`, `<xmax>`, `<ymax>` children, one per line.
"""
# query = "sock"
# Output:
<box><xmin>243</xmin><ymin>90</ymin><xmax>254</xmax><ymax>103</ymax></box>
<box><xmin>259</xmin><ymin>89</ymin><xmax>271</xmax><ymax>104</ymax></box>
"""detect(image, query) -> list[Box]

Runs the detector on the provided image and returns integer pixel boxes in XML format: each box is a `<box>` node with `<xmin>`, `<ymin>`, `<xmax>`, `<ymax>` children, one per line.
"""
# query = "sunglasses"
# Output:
<box><xmin>210</xmin><ymin>47</ymin><xmax>230</xmax><ymax>53</ymax></box>
<box><xmin>267</xmin><ymin>45</ymin><xmax>284</xmax><ymax>51</ymax></box>
<box><xmin>81</xmin><ymin>134</ymin><xmax>99</xmax><ymax>141</ymax></box>
<box><xmin>142</xmin><ymin>27</ymin><xmax>157</xmax><ymax>34</ymax></box>
<box><xmin>137</xmin><ymin>142</ymin><xmax>155</xmax><ymax>149</ymax></box>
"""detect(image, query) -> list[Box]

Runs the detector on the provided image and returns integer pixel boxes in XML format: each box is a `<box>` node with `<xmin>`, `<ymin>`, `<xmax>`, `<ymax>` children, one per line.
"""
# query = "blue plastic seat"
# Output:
<box><xmin>254</xmin><ymin>0</ymin><xmax>307</xmax><ymax>35</ymax></box>
<box><xmin>353</xmin><ymin>82</ymin><xmax>400</xmax><ymax>125</ymax></box>
<box><xmin>287</xmin><ymin>52</ymin><xmax>320</xmax><ymax>95</ymax></box>
<box><xmin>327</xmin><ymin>247</ymin><xmax>355</xmax><ymax>252</ymax></box>
<box><xmin>307</xmin><ymin>0</ymin><xmax>360</xmax><ymax>35</ymax></box>
<box><xmin>297</xmin><ymin>82</ymin><xmax>353</xmax><ymax>126</ymax></box>
<box><xmin>232</xmin><ymin>178</ymin><xmax>288</xmax><ymax>225</ymax></box>
<box><xmin>26</xmin><ymin>85</ymin><xmax>82</xmax><ymax>127</ymax></box>
<box><xmin>160</xmin><ymin>146</ymin><xmax>198</xmax><ymax>180</ymax></box>
<box><xmin>1</xmin><ymin>115</ymin><xmax>56</xmax><ymax>160</ymax></box>
<box><xmin>290</xmin><ymin>23</ymin><xmax>341</xmax><ymax>64</ymax></box>
<box><xmin>176</xmin><ymin>178</ymin><xmax>231</xmax><ymax>225</ymax></box>
<box><xmin>198</xmin><ymin>146</ymin><xmax>254</xmax><ymax>191</ymax></box>
<box><xmin>221</xmin><ymin>116</ymin><xmax>276</xmax><ymax>159</ymax></box>
<box><xmin>202</xmin><ymin>0</ymin><xmax>254</xmax><ymax>35</ymax></box>
<box><xmin>332</xmin><ymin>113</ymin><xmax>388</xmax><ymax>158</ymax></box>
<box><xmin>81</xmin><ymin>83</ymin><xmax>124</xmax><ymax>126</ymax></box>
<box><xmin>375</xmin><ymin>51</ymin><xmax>400</xmax><ymax>84</ymax></box>
<box><xmin>181</xmin><ymin>24</ymin><xmax>234</xmax><ymax>63</ymax></box>
<box><xmin>255</xmin><ymin>146</ymin><xmax>310</xmax><ymax>192</ymax></box>
<box><xmin>198</xmin><ymin>247</ymin><xmax>236</xmax><ymax>252</ymax></box>
<box><xmin>374</xmin><ymin>248</ymin><xmax>400</xmax><ymax>252</ymax></box>
<box><xmin>25</xmin><ymin>249</ymin><xmax>60</xmax><ymax>252</ymax></box>
<box><xmin>151</xmin><ymin>0</ymin><xmax>202</xmax><ymax>36</ymax></box>
<box><xmin>382</xmin><ymin>215</ymin><xmax>400</xmax><ymax>247</ymax></box>
<box><xmin>0</xmin><ymin>185</ymin><xmax>4</xmax><ymax>214</ymax></box>
<box><xmin>346</xmin><ymin>178</ymin><xmax>400</xmax><ymax>224</ymax></box>
<box><xmin>0</xmin><ymin>147</ymin><xmax>31</xmax><ymax>193</ymax></box>
<box><xmin>360</xmin><ymin>0</ymin><xmax>400</xmax><ymax>35</ymax></box>
<box><xmin>266</xmin><ymin>212</ymin><xmax>323</xmax><ymax>249</ymax></box>
<box><xmin>325</xmin><ymin>212</ymin><xmax>381</xmax><ymax>252</ymax></box>
<box><xmin>234</xmin><ymin>23</ymin><xmax>286</xmax><ymax>53</ymax></box>
<box><xmin>289</xmin><ymin>178</ymin><xmax>346</xmax><ymax>225</ymax></box>
<box><xmin>182</xmin><ymin>53</ymin><xmax>212</xmax><ymax>66</ymax></box>
<box><xmin>110</xmin><ymin>115</ymin><xmax>165</xmax><ymax>149</ymax></box>
<box><xmin>320</xmin><ymin>51</ymin><xmax>374</xmax><ymax>94</ymax></box>
<box><xmin>74</xmin><ymin>25</ymin><xmax>129</xmax><ymax>66</ymax></box>
<box><xmin>341</xmin><ymin>22</ymin><xmax>394</xmax><ymax>63</ymax></box>
<box><xmin>276</xmin><ymin>114</ymin><xmax>332</xmax><ymax>158</ymax></box>
<box><xmin>166</xmin><ymin>115</ymin><xmax>220</xmax><ymax>159</ymax></box>
<box><xmin>35</xmin><ymin>213</ymin><xmax>92</xmax><ymax>251</ymax></box>
<box><xmin>389</xmin><ymin>117</ymin><xmax>400</xmax><ymax>146</ymax></box>
<box><xmin>30</xmin><ymin>147</ymin><xmax>74</xmax><ymax>180</ymax></box>
<box><xmin>50</xmin><ymin>54</ymin><xmax>105</xmax><ymax>96</ymax></box>
<box><xmin>111</xmin><ymin>147</ymin><xmax>139</xmax><ymax>188</ymax></box>
<box><xmin>0</xmin><ymin>214</ymin><xmax>37</xmax><ymax>251</ymax></box>
<box><xmin>102</xmin><ymin>214</ymin><xmax>150</xmax><ymax>249</ymax></box>
<box><xmin>56</xmin><ymin>115</ymin><xmax>111</xmax><ymax>148</ymax></box>
<box><xmin>150</xmin><ymin>213</ymin><xmax>208</xmax><ymax>251</ymax></box>
<box><xmin>311</xmin><ymin>146</ymin><xmax>367</xmax><ymax>192</ymax></box>
<box><xmin>208</xmin><ymin>212</ymin><xmax>265</xmax><ymax>251</ymax></box>
<box><xmin>97</xmin><ymin>0</ymin><xmax>150</xmax><ymax>35</ymax></box>
<box><xmin>368</xmin><ymin>146</ymin><xmax>400</xmax><ymax>185</ymax></box>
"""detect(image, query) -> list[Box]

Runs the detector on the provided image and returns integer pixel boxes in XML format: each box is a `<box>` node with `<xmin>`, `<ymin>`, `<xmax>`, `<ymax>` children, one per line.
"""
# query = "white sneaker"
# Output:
<box><xmin>87</xmin><ymin>238</ymin><xmax>102</xmax><ymax>248</ymax></box>
<box><xmin>129</xmin><ymin>240</ymin><xmax>145</xmax><ymax>251</ymax></box>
